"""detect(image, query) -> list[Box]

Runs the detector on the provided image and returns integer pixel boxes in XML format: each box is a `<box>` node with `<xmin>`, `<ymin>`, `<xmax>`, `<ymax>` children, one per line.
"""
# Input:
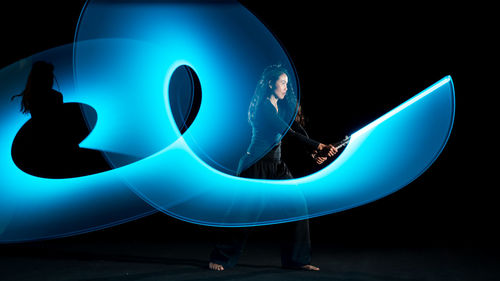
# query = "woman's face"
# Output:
<box><xmin>272</xmin><ymin>73</ymin><xmax>288</xmax><ymax>100</ymax></box>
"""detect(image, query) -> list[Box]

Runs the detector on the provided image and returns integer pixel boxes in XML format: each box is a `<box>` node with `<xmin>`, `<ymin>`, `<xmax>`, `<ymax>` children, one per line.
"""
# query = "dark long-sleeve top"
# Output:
<box><xmin>243</xmin><ymin>101</ymin><xmax>319</xmax><ymax>169</ymax></box>
<box><xmin>281</xmin><ymin>121</ymin><xmax>320</xmax><ymax>178</ymax></box>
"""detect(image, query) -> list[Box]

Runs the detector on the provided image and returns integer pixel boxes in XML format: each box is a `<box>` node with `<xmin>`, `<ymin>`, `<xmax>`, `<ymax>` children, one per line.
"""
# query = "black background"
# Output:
<box><xmin>0</xmin><ymin>1</ymin><xmax>497</xmax><ymax>249</ymax></box>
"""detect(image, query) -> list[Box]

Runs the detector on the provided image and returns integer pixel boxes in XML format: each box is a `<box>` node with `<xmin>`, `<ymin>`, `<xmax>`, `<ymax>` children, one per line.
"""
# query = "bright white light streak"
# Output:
<box><xmin>351</xmin><ymin>76</ymin><xmax>451</xmax><ymax>140</ymax></box>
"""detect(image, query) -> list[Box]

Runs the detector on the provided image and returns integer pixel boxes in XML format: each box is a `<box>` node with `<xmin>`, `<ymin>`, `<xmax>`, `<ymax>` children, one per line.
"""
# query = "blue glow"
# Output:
<box><xmin>116</xmin><ymin>76</ymin><xmax>455</xmax><ymax>226</ymax></box>
<box><xmin>74</xmin><ymin>0</ymin><xmax>299</xmax><ymax>174</ymax></box>
<box><xmin>0</xmin><ymin>0</ymin><xmax>455</xmax><ymax>242</ymax></box>
<box><xmin>0</xmin><ymin>45</ymin><xmax>156</xmax><ymax>242</ymax></box>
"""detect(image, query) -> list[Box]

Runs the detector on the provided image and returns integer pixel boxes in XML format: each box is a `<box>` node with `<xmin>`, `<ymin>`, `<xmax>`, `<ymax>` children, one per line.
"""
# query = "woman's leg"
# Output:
<box><xmin>280</xmin><ymin>219</ymin><xmax>314</xmax><ymax>268</ymax></box>
<box><xmin>209</xmin><ymin>227</ymin><xmax>251</xmax><ymax>270</ymax></box>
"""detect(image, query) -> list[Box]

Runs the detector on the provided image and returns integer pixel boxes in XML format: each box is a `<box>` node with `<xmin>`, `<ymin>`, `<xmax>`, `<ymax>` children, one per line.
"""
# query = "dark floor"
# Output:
<box><xmin>1</xmin><ymin>238</ymin><xmax>499</xmax><ymax>281</ymax></box>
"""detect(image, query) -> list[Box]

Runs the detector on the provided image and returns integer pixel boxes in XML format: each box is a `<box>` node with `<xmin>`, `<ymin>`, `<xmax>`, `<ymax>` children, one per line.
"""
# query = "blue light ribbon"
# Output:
<box><xmin>0</xmin><ymin>0</ymin><xmax>454</xmax><ymax>242</ymax></box>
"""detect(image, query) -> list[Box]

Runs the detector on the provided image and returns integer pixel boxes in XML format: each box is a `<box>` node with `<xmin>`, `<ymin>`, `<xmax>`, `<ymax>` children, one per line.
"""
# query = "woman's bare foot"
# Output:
<box><xmin>300</xmin><ymin>264</ymin><xmax>320</xmax><ymax>271</ymax></box>
<box><xmin>208</xmin><ymin>262</ymin><xmax>224</xmax><ymax>271</ymax></box>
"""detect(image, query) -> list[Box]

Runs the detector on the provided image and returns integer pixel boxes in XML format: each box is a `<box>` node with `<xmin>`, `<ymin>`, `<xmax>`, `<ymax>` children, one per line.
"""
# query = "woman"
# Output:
<box><xmin>209</xmin><ymin>64</ymin><xmax>336</xmax><ymax>271</ymax></box>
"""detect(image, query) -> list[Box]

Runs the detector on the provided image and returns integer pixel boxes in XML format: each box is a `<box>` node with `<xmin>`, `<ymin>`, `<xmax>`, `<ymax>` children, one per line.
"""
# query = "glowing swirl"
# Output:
<box><xmin>0</xmin><ymin>0</ymin><xmax>454</xmax><ymax>242</ymax></box>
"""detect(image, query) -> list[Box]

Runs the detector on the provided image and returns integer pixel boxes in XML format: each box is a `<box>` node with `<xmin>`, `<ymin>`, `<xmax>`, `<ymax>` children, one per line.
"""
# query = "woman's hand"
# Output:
<box><xmin>317</xmin><ymin>143</ymin><xmax>337</xmax><ymax>157</ymax></box>
<box><xmin>311</xmin><ymin>150</ymin><xmax>327</xmax><ymax>165</ymax></box>
<box><xmin>314</xmin><ymin>155</ymin><xmax>328</xmax><ymax>165</ymax></box>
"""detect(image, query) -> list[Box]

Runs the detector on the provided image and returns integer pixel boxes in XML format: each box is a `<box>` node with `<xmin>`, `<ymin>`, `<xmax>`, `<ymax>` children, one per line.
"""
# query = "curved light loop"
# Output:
<box><xmin>0</xmin><ymin>0</ymin><xmax>455</xmax><ymax>242</ymax></box>
<box><xmin>0</xmin><ymin>45</ymin><xmax>156</xmax><ymax>243</ymax></box>
<box><xmin>116</xmin><ymin>76</ymin><xmax>455</xmax><ymax>226</ymax></box>
<box><xmin>74</xmin><ymin>0</ymin><xmax>299</xmax><ymax>174</ymax></box>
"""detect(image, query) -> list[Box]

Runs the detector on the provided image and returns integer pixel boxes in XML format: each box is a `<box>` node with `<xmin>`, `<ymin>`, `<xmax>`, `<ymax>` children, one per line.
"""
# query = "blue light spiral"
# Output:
<box><xmin>0</xmin><ymin>0</ymin><xmax>454</xmax><ymax>242</ymax></box>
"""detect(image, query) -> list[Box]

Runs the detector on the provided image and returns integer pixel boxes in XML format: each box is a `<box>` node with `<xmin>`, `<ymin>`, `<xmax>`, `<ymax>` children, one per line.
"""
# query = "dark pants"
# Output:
<box><xmin>211</xmin><ymin>151</ymin><xmax>312</xmax><ymax>268</ymax></box>
<box><xmin>209</xmin><ymin>219</ymin><xmax>312</xmax><ymax>268</ymax></box>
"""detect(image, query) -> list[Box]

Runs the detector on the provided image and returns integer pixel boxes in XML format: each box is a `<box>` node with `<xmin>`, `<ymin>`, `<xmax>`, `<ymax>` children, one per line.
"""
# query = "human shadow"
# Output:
<box><xmin>11</xmin><ymin>61</ymin><xmax>202</xmax><ymax>179</ymax></box>
<box><xmin>11</xmin><ymin>102</ymin><xmax>112</xmax><ymax>178</ymax></box>
<box><xmin>11</xmin><ymin>61</ymin><xmax>111</xmax><ymax>178</ymax></box>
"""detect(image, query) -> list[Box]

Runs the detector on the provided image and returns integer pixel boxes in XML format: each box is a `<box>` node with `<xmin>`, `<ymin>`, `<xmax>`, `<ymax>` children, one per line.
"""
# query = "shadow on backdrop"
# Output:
<box><xmin>11</xmin><ymin>61</ymin><xmax>201</xmax><ymax>178</ymax></box>
<box><xmin>10</xmin><ymin>61</ymin><xmax>110</xmax><ymax>178</ymax></box>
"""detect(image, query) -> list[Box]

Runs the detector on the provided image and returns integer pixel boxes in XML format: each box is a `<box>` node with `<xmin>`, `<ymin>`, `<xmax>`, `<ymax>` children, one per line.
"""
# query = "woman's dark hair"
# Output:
<box><xmin>248</xmin><ymin>64</ymin><xmax>298</xmax><ymax>125</ymax></box>
<box><xmin>11</xmin><ymin>61</ymin><xmax>55</xmax><ymax>114</ymax></box>
<box><xmin>295</xmin><ymin>104</ymin><xmax>306</xmax><ymax>127</ymax></box>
